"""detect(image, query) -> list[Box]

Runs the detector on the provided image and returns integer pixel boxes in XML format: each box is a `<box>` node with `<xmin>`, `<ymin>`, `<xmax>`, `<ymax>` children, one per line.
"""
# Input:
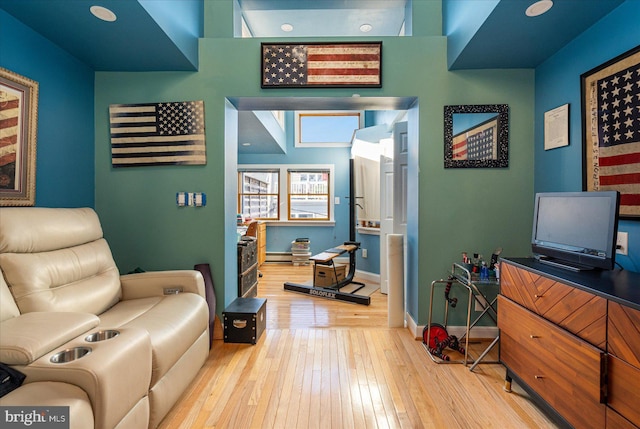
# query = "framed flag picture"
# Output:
<box><xmin>581</xmin><ymin>46</ymin><xmax>640</xmax><ymax>218</ymax></box>
<box><xmin>261</xmin><ymin>42</ymin><xmax>382</xmax><ymax>88</ymax></box>
<box><xmin>109</xmin><ymin>101</ymin><xmax>206</xmax><ymax>167</ymax></box>
<box><xmin>0</xmin><ymin>68</ymin><xmax>38</xmax><ymax>206</ymax></box>
<box><xmin>444</xmin><ymin>104</ymin><xmax>509</xmax><ymax>168</ymax></box>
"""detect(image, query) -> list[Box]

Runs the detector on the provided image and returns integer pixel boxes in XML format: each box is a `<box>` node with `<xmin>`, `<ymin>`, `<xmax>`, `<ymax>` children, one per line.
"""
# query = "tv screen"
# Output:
<box><xmin>531</xmin><ymin>191</ymin><xmax>620</xmax><ymax>271</ymax></box>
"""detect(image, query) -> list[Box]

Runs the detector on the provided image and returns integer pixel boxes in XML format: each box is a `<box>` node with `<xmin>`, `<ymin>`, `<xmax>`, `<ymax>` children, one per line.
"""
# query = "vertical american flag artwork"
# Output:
<box><xmin>0</xmin><ymin>68</ymin><xmax>38</xmax><ymax>206</ymax></box>
<box><xmin>261</xmin><ymin>43</ymin><xmax>381</xmax><ymax>88</ymax></box>
<box><xmin>583</xmin><ymin>47</ymin><xmax>640</xmax><ymax>217</ymax></box>
<box><xmin>0</xmin><ymin>91</ymin><xmax>20</xmax><ymax>190</ymax></box>
<box><xmin>109</xmin><ymin>101</ymin><xmax>206</xmax><ymax>167</ymax></box>
<box><xmin>452</xmin><ymin>118</ymin><xmax>498</xmax><ymax>161</ymax></box>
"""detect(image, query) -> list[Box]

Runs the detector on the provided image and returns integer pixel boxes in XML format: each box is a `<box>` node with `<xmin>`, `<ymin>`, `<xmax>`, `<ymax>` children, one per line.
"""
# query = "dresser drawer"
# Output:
<box><xmin>500</xmin><ymin>261</ymin><xmax>606</xmax><ymax>349</ymax></box>
<box><xmin>498</xmin><ymin>296</ymin><xmax>606</xmax><ymax>429</ymax></box>
<box><xmin>607</xmin><ymin>407</ymin><xmax>639</xmax><ymax>429</ymax></box>
<box><xmin>608</xmin><ymin>301</ymin><xmax>640</xmax><ymax>368</ymax></box>
<box><xmin>608</xmin><ymin>354</ymin><xmax>640</xmax><ymax>427</ymax></box>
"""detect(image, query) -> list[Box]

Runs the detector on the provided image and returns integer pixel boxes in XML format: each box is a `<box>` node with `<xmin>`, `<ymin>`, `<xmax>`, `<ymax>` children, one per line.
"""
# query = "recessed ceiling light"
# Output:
<box><xmin>526</xmin><ymin>0</ymin><xmax>553</xmax><ymax>17</ymax></box>
<box><xmin>90</xmin><ymin>5</ymin><xmax>117</xmax><ymax>22</ymax></box>
<box><xmin>281</xmin><ymin>23</ymin><xmax>294</xmax><ymax>32</ymax></box>
<box><xmin>360</xmin><ymin>24</ymin><xmax>373</xmax><ymax>33</ymax></box>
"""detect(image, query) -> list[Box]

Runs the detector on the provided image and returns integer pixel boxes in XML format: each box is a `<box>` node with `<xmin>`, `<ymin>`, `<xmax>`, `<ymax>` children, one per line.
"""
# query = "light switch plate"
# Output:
<box><xmin>176</xmin><ymin>192</ymin><xmax>186</xmax><ymax>206</ymax></box>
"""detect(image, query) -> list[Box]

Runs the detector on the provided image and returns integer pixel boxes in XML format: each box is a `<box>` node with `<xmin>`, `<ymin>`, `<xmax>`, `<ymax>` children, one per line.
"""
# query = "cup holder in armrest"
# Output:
<box><xmin>50</xmin><ymin>347</ymin><xmax>92</xmax><ymax>364</ymax></box>
<box><xmin>85</xmin><ymin>330</ymin><xmax>120</xmax><ymax>342</ymax></box>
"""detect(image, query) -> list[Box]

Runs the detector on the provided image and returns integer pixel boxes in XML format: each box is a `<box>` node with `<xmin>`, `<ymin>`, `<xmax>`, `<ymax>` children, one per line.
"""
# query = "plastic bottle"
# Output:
<box><xmin>480</xmin><ymin>261</ymin><xmax>489</xmax><ymax>281</ymax></box>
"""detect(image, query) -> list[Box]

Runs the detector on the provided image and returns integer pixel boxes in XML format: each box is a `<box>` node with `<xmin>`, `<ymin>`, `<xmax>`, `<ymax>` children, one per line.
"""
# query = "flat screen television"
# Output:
<box><xmin>531</xmin><ymin>191</ymin><xmax>620</xmax><ymax>271</ymax></box>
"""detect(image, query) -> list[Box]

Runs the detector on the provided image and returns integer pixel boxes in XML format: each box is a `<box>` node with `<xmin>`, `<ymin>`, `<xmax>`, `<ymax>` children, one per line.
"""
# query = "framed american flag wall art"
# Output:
<box><xmin>581</xmin><ymin>46</ymin><xmax>640</xmax><ymax>218</ymax></box>
<box><xmin>261</xmin><ymin>42</ymin><xmax>382</xmax><ymax>88</ymax></box>
<box><xmin>109</xmin><ymin>100</ymin><xmax>206</xmax><ymax>167</ymax></box>
<box><xmin>444</xmin><ymin>104</ymin><xmax>509</xmax><ymax>168</ymax></box>
<box><xmin>0</xmin><ymin>68</ymin><xmax>38</xmax><ymax>206</ymax></box>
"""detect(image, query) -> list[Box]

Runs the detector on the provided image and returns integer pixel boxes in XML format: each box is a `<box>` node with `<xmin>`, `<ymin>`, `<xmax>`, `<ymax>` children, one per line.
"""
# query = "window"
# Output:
<box><xmin>288</xmin><ymin>169</ymin><xmax>330</xmax><ymax>220</ymax></box>
<box><xmin>238</xmin><ymin>164</ymin><xmax>335</xmax><ymax>223</ymax></box>
<box><xmin>238</xmin><ymin>170</ymin><xmax>279</xmax><ymax>220</ymax></box>
<box><xmin>295</xmin><ymin>111</ymin><xmax>364</xmax><ymax>148</ymax></box>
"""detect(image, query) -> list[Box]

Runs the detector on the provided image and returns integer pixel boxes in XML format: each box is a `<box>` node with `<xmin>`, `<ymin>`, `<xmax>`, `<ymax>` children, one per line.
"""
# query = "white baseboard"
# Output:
<box><xmin>354</xmin><ymin>269</ymin><xmax>380</xmax><ymax>284</ymax></box>
<box><xmin>406</xmin><ymin>312</ymin><xmax>498</xmax><ymax>340</ymax></box>
<box><xmin>406</xmin><ymin>312</ymin><xmax>420</xmax><ymax>339</ymax></box>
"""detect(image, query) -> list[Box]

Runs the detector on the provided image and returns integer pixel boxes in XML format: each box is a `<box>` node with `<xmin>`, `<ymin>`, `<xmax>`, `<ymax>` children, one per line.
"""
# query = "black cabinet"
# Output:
<box><xmin>238</xmin><ymin>237</ymin><xmax>258</xmax><ymax>298</ymax></box>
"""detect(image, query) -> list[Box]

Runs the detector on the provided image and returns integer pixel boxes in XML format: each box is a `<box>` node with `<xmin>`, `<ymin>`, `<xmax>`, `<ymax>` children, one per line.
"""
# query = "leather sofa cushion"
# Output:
<box><xmin>99</xmin><ymin>293</ymin><xmax>209</xmax><ymax>385</ymax></box>
<box><xmin>0</xmin><ymin>312</ymin><xmax>100</xmax><ymax>365</ymax></box>
<box><xmin>0</xmin><ymin>239</ymin><xmax>121</xmax><ymax>314</ymax></box>
<box><xmin>0</xmin><ymin>274</ymin><xmax>20</xmax><ymax>323</ymax></box>
<box><xmin>0</xmin><ymin>382</ymin><xmax>95</xmax><ymax>429</ymax></box>
<box><xmin>0</xmin><ymin>207</ymin><xmax>103</xmax><ymax>253</ymax></box>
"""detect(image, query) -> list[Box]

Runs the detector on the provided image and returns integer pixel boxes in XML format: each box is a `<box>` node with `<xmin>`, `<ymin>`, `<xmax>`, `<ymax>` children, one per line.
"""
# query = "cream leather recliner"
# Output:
<box><xmin>0</xmin><ymin>207</ymin><xmax>210</xmax><ymax>429</ymax></box>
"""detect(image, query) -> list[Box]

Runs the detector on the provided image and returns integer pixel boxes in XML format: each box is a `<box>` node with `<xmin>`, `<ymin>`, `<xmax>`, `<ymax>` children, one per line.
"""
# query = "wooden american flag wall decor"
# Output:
<box><xmin>109</xmin><ymin>100</ymin><xmax>206</xmax><ymax>167</ymax></box>
<box><xmin>261</xmin><ymin>42</ymin><xmax>382</xmax><ymax>88</ymax></box>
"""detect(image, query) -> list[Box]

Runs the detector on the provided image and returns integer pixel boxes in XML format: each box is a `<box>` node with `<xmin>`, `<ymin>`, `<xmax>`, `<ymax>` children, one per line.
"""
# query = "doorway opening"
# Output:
<box><xmin>224</xmin><ymin>96</ymin><xmax>418</xmax><ymax>326</ymax></box>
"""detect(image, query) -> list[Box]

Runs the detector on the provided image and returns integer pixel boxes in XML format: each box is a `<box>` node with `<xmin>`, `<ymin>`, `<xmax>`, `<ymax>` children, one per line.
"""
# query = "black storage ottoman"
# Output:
<box><xmin>223</xmin><ymin>297</ymin><xmax>266</xmax><ymax>344</ymax></box>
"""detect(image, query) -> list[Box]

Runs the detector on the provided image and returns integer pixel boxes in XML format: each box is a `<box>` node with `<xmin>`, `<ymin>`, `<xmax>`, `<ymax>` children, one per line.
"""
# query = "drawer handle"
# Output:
<box><xmin>233</xmin><ymin>319</ymin><xmax>247</xmax><ymax>329</ymax></box>
<box><xmin>534</xmin><ymin>375</ymin><xmax>544</xmax><ymax>380</ymax></box>
<box><xmin>529</xmin><ymin>335</ymin><xmax>541</xmax><ymax>339</ymax></box>
<box><xmin>534</xmin><ymin>294</ymin><xmax>544</xmax><ymax>298</ymax></box>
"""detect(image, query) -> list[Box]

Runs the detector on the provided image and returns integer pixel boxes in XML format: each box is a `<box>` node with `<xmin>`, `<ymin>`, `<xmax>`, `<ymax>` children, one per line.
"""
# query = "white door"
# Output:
<box><xmin>393</xmin><ymin>122</ymin><xmax>408</xmax><ymax>238</ymax></box>
<box><xmin>379</xmin><ymin>150</ymin><xmax>394</xmax><ymax>294</ymax></box>
<box><xmin>379</xmin><ymin>121</ymin><xmax>408</xmax><ymax>294</ymax></box>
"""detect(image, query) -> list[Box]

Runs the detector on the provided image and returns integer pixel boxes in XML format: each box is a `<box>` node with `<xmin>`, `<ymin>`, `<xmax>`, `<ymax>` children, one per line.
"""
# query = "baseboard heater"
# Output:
<box><xmin>266</xmin><ymin>252</ymin><xmax>349</xmax><ymax>265</ymax></box>
<box><xmin>266</xmin><ymin>252</ymin><xmax>293</xmax><ymax>262</ymax></box>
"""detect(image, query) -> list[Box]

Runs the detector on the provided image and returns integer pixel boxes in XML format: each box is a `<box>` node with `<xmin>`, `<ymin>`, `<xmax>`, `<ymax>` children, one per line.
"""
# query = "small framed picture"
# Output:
<box><xmin>544</xmin><ymin>104</ymin><xmax>569</xmax><ymax>150</ymax></box>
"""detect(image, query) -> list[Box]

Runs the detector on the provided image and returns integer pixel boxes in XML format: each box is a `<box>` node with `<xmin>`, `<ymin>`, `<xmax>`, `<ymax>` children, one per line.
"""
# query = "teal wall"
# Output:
<box><xmin>94</xmin><ymin>1</ymin><xmax>535</xmax><ymax>324</ymax></box>
<box><xmin>5</xmin><ymin>0</ymin><xmax>636</xmax><ymax>326</ymax></box>
<box><xmin>535</xmin><ymin>0</ymin><xmax>640</xmax><ymax>272</ymax></box>
<box><xmin>0</xmin><ymin>10</ymin><xmax>95</xmax><ymax>208</ymax></box>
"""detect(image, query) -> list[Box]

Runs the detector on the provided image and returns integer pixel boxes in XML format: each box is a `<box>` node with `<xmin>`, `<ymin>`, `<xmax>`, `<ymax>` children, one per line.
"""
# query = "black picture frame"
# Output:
<box><xmin>444</xmin><ymin>104</ymin><xmax>509</xmax><ymax>169</ymax></box>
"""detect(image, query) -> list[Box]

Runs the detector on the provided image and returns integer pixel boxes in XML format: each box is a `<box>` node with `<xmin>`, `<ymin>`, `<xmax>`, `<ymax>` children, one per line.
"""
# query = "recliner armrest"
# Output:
<box><xmin>0</xmin><ymin>312</ymin><xmax>100</xmax><ymax>365</ymax></box>
<box><xmin>119</xmin><ymin>270</ymin><xmax>206</xmax><ymax>300</ymax></box>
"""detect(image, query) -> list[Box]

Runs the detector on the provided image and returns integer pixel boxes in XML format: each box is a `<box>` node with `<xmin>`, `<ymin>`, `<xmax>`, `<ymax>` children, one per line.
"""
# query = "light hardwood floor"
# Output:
<box><xmin>158</xmin><ymin>263</ymin><xmax>559</xmax><ymax>429</ymax></box>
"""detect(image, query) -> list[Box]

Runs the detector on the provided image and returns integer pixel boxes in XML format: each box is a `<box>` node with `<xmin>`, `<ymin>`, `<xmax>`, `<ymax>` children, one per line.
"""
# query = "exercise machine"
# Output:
<box><xmin>283</xmin><ymin>240</ymin><xmax>370</xmax><ymax>305</ymax></box>
<box><xmin>284</xmin><ymin>159</ymin><xmax>370</xmax><ymax>305</ymax></box>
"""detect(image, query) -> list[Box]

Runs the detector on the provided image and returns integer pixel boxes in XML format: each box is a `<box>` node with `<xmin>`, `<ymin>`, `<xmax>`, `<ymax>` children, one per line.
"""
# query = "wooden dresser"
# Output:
<box><xmin>245</xmin><ymin>221</ymin><xmax>266</xmax><ymax>267</ymax></box>
<box><xmin>607</xmin><ymin>302</ymin><xmax>640</xmax><ymax>428</ymax></box>
<box><xmin>499</xmin><ymin>258</ymin><xmax>640</xmax><ymax>428</ymax></box>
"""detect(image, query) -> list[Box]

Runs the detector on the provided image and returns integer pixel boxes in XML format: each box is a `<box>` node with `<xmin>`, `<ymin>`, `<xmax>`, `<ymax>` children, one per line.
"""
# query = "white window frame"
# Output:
<box><xmin>238</xmin><ymin>164</ymin><xmax>335</xmax><ymax>225</ymax></box>
<box><xmin>294</xmin><ymin>110</ymin><xmax>364</xmax><ymax>148</ymax></box>
<box><xmin>237</xmin><ymin>169</ymin><xmax>280</xmax><ymax>221</ymax></box>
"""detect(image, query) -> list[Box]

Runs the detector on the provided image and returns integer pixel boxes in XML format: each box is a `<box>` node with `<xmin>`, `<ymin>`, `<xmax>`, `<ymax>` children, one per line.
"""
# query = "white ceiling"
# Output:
<box><xmin>239</xmin><ymin>0</ymin><xmax>409</xmax><ymax>37</ymax></box>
